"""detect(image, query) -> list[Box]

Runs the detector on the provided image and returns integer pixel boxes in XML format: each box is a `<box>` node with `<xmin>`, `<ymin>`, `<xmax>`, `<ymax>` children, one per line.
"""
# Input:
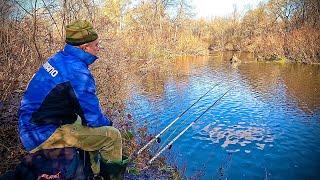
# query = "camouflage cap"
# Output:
<box><xmin>65</xmin><ymin>20</ymin><xmax>98</xmax><ymax>46</ymax></box>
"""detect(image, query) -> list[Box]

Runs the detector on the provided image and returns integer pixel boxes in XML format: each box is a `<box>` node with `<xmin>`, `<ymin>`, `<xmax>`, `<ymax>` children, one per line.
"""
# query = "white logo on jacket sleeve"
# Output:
<box><xmin>43</xmin><ymin>62</ymin><xmax>59</xmax><ymax>77</ymax></box>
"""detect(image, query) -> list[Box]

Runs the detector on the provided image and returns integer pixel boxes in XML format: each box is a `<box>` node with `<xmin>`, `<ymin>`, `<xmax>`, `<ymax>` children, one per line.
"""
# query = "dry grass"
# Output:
<box><xmin>1</xmin><ymin>0</ymin><xmax>319</xmax><ymax>177</ymax></box>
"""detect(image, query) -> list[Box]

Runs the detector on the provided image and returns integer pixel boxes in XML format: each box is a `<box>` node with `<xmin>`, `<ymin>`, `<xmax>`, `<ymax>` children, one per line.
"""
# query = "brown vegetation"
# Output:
<box><xmin>0</xmin><ymin>0</ymin><xmax>319</xmax><ymax>177</ymax></box>
<box><xmin>203</xmin><ymin>0</ymin><xmax>320</xmax><ymax>63</ymax></box>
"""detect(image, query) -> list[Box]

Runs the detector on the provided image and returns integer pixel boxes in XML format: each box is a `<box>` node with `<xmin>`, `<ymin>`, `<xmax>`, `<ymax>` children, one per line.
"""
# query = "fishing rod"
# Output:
<box><xmin>137</xmin><ymin>82</ymin><xmax>222</xmax><ymax>155</ymax></box>
<box><xmin>148</xmin><ymin>87</ymin><xmax>233</xmax><ymax>165</ymax></box>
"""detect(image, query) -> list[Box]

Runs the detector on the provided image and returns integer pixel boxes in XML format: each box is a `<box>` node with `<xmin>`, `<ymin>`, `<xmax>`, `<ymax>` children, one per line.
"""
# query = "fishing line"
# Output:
<box><xmin>148</xmin><ymin>87</ymin><xmax>234</xmax><ymax>165</ymax></box>
<box><xmin>149</xmin><ymin>79</ymin><xmax>220</xmax><ymax>129</ymax></box>
<box><xmin>157</xmin><ymin>85</ymin><xmax>232</xmax><ymax>151</ymax></box>
<box><xmin>137</xmin><ymin>81</ymin><xmax>222</xmax><ymax>155</ymax></box>
<box><xmin>157</xmin><ymin>101</ymin><xmax>213</xmax><ymax>151</ymax></box>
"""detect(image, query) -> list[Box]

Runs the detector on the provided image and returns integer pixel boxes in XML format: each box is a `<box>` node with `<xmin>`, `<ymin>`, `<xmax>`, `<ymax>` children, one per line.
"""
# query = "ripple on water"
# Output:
<box><xmin>201</xmin><ymin>120</ymin><xmax>275</xmax><ymax>153</ymax></box>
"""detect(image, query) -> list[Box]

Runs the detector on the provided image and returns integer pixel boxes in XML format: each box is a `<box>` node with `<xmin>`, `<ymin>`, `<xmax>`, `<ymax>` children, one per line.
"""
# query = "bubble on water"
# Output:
<box><xmin>203</xmin><ymin>124</ymin><xmax>211</xmax><ymax>132</ymax></box>
<box><xmin>245</xmin><ymin>150</ymin><xmax>251</xmax><ymax>153</ymax></box>
<box><xmin>212</xmin><ymin>139</ymin><xmax>220</xmax><ymax>144</ymax></box>
<box><xmin>239</xmin><ymin>141</ymin><xmax>251</xmax><ymax>147</ymax></box>
<box><xmin>256</xmin><ymin>143</ymin><xmax>265</xmax><ymax>150</ymax></box>
<box><xmin>203</xmin><ymin>121</ymin><xmax>274</xmax><ymax>151</ymax></box>
<box><xmin>226</xmin><ymin>149</ymin><xmax>240</xmax><ymax>153</ymax></box>
<box><xmin>221</xmin><ymin>138</ymin><xmax>239</xmax><ymax>148</ymax></box>
<box><xmin>264</xmin><ymin>137</ymin><xmax>274</xmax><ymax>143</ymax></box>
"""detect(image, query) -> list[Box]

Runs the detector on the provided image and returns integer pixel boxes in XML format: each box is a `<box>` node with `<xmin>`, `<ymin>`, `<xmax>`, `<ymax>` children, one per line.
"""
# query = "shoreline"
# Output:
<box><xmin>0</xmin><ymin>90</ymin><xmax>182</xmax><ymax>179</ymax></box>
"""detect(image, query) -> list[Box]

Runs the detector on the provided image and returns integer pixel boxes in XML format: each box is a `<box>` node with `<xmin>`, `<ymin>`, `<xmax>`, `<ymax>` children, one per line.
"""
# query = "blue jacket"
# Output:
<box><xmin>19</xmin><ymin>44</ymin><xmax>112</xmax><ymax>151</ymax></box>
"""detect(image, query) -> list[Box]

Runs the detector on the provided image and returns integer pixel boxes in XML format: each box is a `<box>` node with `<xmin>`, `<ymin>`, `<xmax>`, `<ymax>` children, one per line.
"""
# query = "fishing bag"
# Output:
<box><xmin>1</xmin><ymin>148</ymin><xmax>86</xmax><ymax>180</ymax></box>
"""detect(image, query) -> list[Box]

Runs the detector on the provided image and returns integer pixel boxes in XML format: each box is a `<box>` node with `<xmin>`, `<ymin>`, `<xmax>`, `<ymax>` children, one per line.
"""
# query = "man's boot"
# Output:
<box><xmin>100</xmin><ymin>156</ymin><xmax>129</xmax><ymax>180</ymax></box>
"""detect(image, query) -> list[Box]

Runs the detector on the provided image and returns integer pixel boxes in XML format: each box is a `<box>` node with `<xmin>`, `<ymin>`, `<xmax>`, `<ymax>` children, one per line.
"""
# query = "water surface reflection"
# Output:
<box><xmin>126</xmin><ymin>52</ymin><xmax>320</xmax><ymax>179</ymax></box>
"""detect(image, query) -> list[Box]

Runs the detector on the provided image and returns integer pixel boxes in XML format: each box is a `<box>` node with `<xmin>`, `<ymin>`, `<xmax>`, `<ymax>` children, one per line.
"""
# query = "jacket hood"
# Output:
<box><xmin>63</xmin><ymin>44</ymin><xmax>98</xmax><ymax>65</ymax></box>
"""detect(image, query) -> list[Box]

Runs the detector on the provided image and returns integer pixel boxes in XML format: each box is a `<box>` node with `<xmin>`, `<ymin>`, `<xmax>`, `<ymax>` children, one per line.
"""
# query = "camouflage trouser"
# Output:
<box><xmin>30</xmin><ymin>120</ymin><xmax>122</xmax><ymax>174</ymax></box>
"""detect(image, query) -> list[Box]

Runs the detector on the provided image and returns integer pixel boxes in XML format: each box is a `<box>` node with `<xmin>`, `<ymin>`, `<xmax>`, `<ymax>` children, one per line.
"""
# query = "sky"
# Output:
<box><xmin>193</xmin><ymin>0</ymin><xmax>265</xmax><ymax>19</ymax></box>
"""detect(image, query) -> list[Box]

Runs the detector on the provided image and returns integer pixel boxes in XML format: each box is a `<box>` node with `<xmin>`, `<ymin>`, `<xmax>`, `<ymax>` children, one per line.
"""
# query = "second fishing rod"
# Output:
<box><xmin>137</xmin><ymin>81</ymin><xmax>222</xmax><ymax>155</ymax></box>
<box><xmin>148</xmin><ymin>86</ymin><xmax>233</xmax><ymax>164</ymax></box>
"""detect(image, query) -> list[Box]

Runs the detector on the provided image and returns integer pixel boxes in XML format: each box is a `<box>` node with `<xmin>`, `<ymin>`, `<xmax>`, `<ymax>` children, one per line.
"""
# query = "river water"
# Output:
<box><xmin>125</xmin><ymin>51</ymin><xmax>320</xmax><ymax>179</ymax></box>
